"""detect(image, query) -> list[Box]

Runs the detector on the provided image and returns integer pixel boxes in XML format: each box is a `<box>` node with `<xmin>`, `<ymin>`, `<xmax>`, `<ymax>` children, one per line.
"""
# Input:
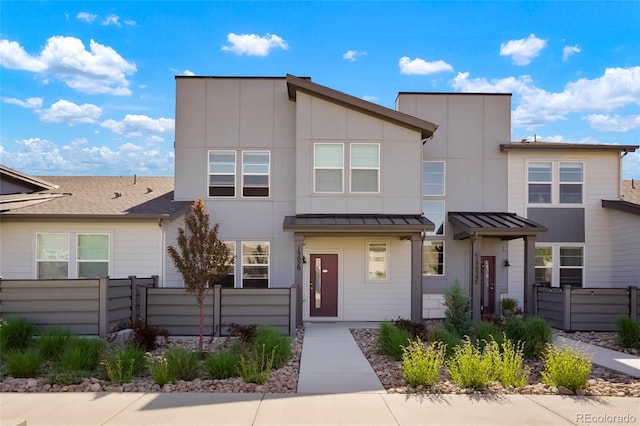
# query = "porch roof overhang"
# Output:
<box><xmin>448</xmin><ymin>212</ymin><xmax>548</xmax><ymax>240</ymax></box>
<box><xmin>602</xmin><ymin>199</ymin><xmax>640</xmax><ymax>216</ymax></box>
<box><xmin>283</xmin><ymin>214</ymin><xmax>434</xmax><ymax>234</ymax></box>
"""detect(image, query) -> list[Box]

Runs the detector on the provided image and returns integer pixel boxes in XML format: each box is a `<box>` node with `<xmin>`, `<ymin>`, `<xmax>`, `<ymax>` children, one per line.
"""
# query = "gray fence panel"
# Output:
<box><xmin>0</xmin><ymin>279</ymin><xmax>100</xmax><ymax>335</ymax></box>
<box><xmin>145</xmin><ymin>288</ymin><xmax>214</xmax><ymax>336</ymax></box>
<box><xmin>219</xmin><ymin>288</ymin><xmax>290</xmax><ymax>335</ymax></box>
<box><xmin>107</xmin><ymin>278</ymin><xmax>133</xmax><ymax>330</ymax></box>
<box><xmin>535</xmin><ymin>287</ymin><xmax>564</xmax><ymax>329</ymax></box>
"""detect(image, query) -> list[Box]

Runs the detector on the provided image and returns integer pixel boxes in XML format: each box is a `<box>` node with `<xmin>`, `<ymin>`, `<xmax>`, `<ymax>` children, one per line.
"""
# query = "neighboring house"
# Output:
<box><xmin>0</xmin><ymin>170</ymin><xmax>191</xmax><ymax>285</ymax></box>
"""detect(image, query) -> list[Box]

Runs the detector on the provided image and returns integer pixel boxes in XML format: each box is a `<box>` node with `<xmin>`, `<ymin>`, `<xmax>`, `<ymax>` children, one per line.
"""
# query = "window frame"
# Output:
<box><xmin>559</xmin><ymin>161</ymin><xmax>584</xmax><ymax>204</ymax></box>
<box><xmin>366</xmin><ymin>241</ymin><xmax>389</xmax><ymax>282</ymax></box>
<box><xmin>76</xmin><ymin>233</ymin><xmax>110</xmax><ymax>279</ymax></box>
<box><xmin>422</xmin><ymin>240</ymin><xmax>445</xmax><ymax>276</ymax></box>
<box><xmin>241</xmin><ymin>150</ymin><xmax>270</xmax><ymax>198</ymax></box>
<box><xmin>423</xmin><ymin>200</ymin><xmax>445</xmax><ymax>236</ymax></box>
<box><xmin>36</xmin><ymin>232</ymin><xmax>70</xmax><ymax>279</ymax></box>
<box><xmin>527</xmin><ymin>161</ymin><xmax>553</xmax><ymax>205</ymax></box>
<box><xmin>534</xmin><ymin>244</ymin><xmax>585</xmax><ymax>288</ymax></box>
<box><xmin>314</xmin><ymin>143</ymin><xmax>345</xmax><ymax>193</ymax></box>
<box><xmin>526</xmin><ymin>161</ymin><xmax>585</xmax><ymax>206</ymax></box>
<box><xmin>241</xmin><ymin>241</ymin><xmax>270</xmax><ymax>289</ymax></box>
<box><xmin>208</xmin><ymin>150</ymin><xmax>237</xmax><ymax>198</ymax></box>
<box><xmin>350</xmin><ymin>143</ymin><xmax>380</xmax><ymax>193</ymax></box>
<box><xmin>218</xmin><ymin>241</ymin><xmax>236</xmax><ymax>288</ymax></box>
<box><xmin>422</xmin><ymin>161</ymin><xmax>446</xmax><ymax>197</ymax></box>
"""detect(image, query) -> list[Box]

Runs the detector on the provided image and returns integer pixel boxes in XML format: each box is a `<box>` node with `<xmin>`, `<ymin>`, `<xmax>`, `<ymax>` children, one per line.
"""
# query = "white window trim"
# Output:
<box><xmin>35</xmin><ymin>232</ymin><xmax>112</xmax><ymax>279</ymax></box>
<box><xmin>535</xmin><ymin>244</ymin><xmax>585</xmax><ymax>288</ymax></box>
<box><xmin>423</xmin><ymin>161</ymin><xmax>446</xmax><ymax>197</ymax></box>
<box><xmin>423</xmin><ymin>240</ymin><xmax>445</xmax><ymax>277</ymax></box>
<box><xmin>423</xmin><ymin>200</ymin><xmax>445</xmax><ymax>236</ymax></box>
<box><xmin>350</xmin><ymin>143</ymin><xmax>381</xmax><ymax>194</ymax></box>
<box><xmin>313</xmin><ymin>143</ymin><xmax>344</xmax><ymax>194</ymax></box>
<box><xmin>208</xmin><ymin>150</ymin><xmax>237</xmax><ymax>198</ymax></box>
<box><xmin>241</xmin><ymin>241</ymin><xmax>270</xmax><ymax>289</ymax></box>
<box><xmin>241</xmin><ymin>150</ymin><xmax>271</xmax><ymax>199</ymax></box>
<box><xmin>36</xmin><ymin>232</ymin><xmax>70</xmax><ymax>279</ymax></box>
<box><xmin>366</xmin><ymin>240</ymin><xmax>389</xmax><ymax>282</ymax></box>
<box><xmin>223</xmin><ymin>241</ymin><xmax>236</xmax><ymax>288</ymax></box>
<box><xmin>526</xmin><ymin>160</ymin><xmax>585</xmax><ymax>207</ymax></box>
<box><xmin>76</xmin><ymin>233</ymin><xmax>110</xmax><ymax>279</ymax></box>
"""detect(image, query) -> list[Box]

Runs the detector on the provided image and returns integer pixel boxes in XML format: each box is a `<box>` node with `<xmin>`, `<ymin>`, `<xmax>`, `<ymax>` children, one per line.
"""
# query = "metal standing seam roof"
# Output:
<box><xmin>283</xmin><ymin>214</ymin><xmax>434</xmax><ymax>233</ymax></box>
<box><xmin>448</xmin><ymin>212</ymin><xmax>548</xmax><ymax>240</ymax></box>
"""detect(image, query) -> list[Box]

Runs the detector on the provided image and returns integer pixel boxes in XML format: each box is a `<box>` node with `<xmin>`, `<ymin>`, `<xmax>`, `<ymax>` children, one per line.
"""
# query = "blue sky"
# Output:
<box><xmin>1</xmin><ymin>1</ymin><xmax>639</xmax><ymax>178</ymax></box>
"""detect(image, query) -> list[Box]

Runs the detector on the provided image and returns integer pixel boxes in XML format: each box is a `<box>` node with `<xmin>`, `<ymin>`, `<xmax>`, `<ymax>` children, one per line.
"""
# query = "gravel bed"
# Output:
<box><xmin>351</xmin><ymin>328</ymin><xmax>640</xmax><ymax>397</ymax></box>
<box><xmin>0</xmin><ymin>328</ymin><xmax>303</xmax><ymax>393</ymax></box>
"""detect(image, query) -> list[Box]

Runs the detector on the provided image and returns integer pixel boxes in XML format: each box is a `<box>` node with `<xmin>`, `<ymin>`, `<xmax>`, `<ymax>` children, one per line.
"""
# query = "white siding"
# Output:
<box><xmin>303</xmin><ymin>236</ymin><xmax>411</xmax><ymax>321</ymax></box>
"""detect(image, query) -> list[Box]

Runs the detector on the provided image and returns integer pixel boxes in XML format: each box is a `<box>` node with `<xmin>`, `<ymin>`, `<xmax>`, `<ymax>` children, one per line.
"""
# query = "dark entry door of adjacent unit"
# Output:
<box><xmin>309</xmin><ymin>254</ymin><xmax>338</xmax><ymax>317</ymax></box>
<box><xmin>480</xmin><ymin>256</ymin><xmax>496</xmax><ymax>316</ymax></box>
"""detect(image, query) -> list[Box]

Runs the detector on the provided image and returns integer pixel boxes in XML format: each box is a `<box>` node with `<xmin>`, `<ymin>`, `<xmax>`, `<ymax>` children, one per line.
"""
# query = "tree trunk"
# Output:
<box><xmin>198</xmin><ymin>300</ymin><xmax>204</xmax><ymax>353</ymax></box>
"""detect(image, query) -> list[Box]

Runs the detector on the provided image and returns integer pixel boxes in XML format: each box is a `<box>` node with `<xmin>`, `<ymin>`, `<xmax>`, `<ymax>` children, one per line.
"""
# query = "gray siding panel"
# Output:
<box><xmin>527</xmin><ymin>208</ymin><xmax>585</xmax><ymax>242</ymax></box>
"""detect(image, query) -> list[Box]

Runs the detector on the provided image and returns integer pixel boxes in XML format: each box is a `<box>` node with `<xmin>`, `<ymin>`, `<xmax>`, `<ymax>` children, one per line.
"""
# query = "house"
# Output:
<box><xmin>0</xmin><ymin>168</ymin><xmax>191</xmax><ymax>286</ymax></box>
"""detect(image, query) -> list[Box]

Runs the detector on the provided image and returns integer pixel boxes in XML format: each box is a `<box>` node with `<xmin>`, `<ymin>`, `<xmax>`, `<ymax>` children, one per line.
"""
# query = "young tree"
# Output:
<box><xmin>167</xmin><ymin>198</ymin><xmax>233</xmax><ymax>353</ymax></box>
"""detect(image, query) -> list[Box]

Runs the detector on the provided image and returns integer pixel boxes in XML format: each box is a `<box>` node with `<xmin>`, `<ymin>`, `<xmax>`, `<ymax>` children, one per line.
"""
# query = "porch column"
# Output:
<box><xmin>523</xmin><ymin>235</ymin><xmax>537</xmax><ymax>317</ymax></box>
<box><xmin>470</xmin><ymin>236</ymin><xmax>482</xmax><ymax>322</ymax></box>
<box><xmin>294</xmin><ymin>234</ymin><xmax>304</xmax><ymax>327</ymax></box>
<box><xmin>410</xmin><ymin>234</ymin><xmax>423</xmax><ymax>323</ymax></box>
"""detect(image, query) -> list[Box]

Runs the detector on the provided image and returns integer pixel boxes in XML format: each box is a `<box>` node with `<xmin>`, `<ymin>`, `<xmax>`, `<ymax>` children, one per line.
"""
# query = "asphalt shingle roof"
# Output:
<box><xmin>622</xmin><ymin>180</ymin><xmax>640</xmax><ymax>205</ymax></box>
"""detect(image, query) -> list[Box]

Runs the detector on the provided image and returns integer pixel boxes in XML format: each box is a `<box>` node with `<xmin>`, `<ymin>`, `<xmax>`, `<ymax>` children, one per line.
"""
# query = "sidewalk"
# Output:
<box><xmin>554</xmin><ymin>336</ymin><xmax>640</xmax><ymax>378</ymax></box>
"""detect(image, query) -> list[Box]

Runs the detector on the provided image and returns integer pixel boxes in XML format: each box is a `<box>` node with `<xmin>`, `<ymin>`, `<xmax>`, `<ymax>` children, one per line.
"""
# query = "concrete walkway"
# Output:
<box><xmin>297</xmin><ymin>322</ymin><xmax>385</xmax><ymax>393</ymax></box>
<box><xmin>554</xmin><ymin>336</ymin><xmax>640</xmax><ymax>378</ymax></box>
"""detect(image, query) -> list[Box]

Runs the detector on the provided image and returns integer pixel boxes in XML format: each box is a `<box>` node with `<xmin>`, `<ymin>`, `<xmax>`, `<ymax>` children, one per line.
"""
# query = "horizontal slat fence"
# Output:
<box><xmin>107</xmin><ymin>279</ymin><xmax>132</xmax><ymax>330</ymax></box>
<box><xmin>219</xmin><ymin>288</ymin><xmax>292</xmax><ymax>335</ymax></box>
<box><xmin>535</xmin><ymin>285</ymin><xmax>639</xmax><ymax>331</ymax></box>
<box><xmin>141</xmin><ymin>288</ymin><xmax>214</xmax><ymax>336</ymax></box>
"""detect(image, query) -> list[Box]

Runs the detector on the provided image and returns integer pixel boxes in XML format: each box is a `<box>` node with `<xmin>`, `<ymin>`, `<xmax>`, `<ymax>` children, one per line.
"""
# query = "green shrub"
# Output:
<box><xmin>443</xmin><ymin>280</ymin><xmax>471</xmax><ymax>338</ymax></box>
<box><xmin>38</xmin><ymin>326</ymin><xmax>73</xmax><ymax>361</ymax></box>
<box><xmin>401</xmin><ymin>340</ymin><xmax>445</xmax><ymax>388</ymax></box>
<box><xmin>253</xmin><ymin>326</ymin><xmax>291</xmax><ymax>369</ymax></box>
<box><xmin>0</xmin><ymin>318</ymin><xmax>36</xmax><ymax>353</ymax></box>
<box><xmin>541</xmin><ymin>344</ymin><xmax>591</xmax><ymax>391</ymax></box>
<box><xmin>147</xmin><ymin>355</ymin><xmax>176</xmax><ymax>386</ymax></box>
<box><xmin>446</xmin><ymin>337</ymin><xmax>494</xmax><ymax>389</ymax></box>
<box><xmin>102</xmin><ymin>346</ymin><xmax>146</xmax><ymax>384</ymax></box>
<box><xmin>504</xmin><ymin>317</ymin><xmax>527</xmax><ymax>345</ymax></box>
<box><xmin>473</xmin><ymin>321</ymin><xmax>504</xmax><ymax>349</ymax></box>
<box><xmin>166</xmin><ymin>347</ymin><xmax>200</xmax><ymax>381</ymax></box>
<box><xmin>3</xmin><ymin>349</ymin><xmax>41</xmax><ymax>378</ymax></box>
<box><xmin>491</xmin><ymin>336</ymin><xmax>529</xmax><ymax>388</ymax></box>
<box><xmin>57</xmin><ymin>337</ymin><xmax>106</xmax><ymax>371</ymax></box>
<box><xmin>392</xmin><ymin>318</ymin><xmax>429</xmax><ymax>340</ymax></box>
<box><xmin>205</xmin><ymin>345</ymin><xmax>240</xmax><ymax>379</ymax></box>
<box><xmin>616</xmin><ymin>315</ymin><xmax>640</xmax><ymax>349</ymax></box>
<box><xmin>524</xmin><ymin>317</ymin><xmax>552</xmax><ymax>359</ymax></box>
<box><xmin>378</xmin><ymin>322</ymin><xmax>411</xmax><ymax>360</ymax></box>
<box><xmin>44</xmin><ymin>370</ymin><xmax>88</xmax><ymax>386</ymax></box>
<box><xmin>431</xmin><ymin>328</ymin><xmax>462</xmax><ymax>359</ymax></box>
<box><xmin>237</xmin><ymin>344</ymin><xmax>274</xmax><ymax>384</ymax></box>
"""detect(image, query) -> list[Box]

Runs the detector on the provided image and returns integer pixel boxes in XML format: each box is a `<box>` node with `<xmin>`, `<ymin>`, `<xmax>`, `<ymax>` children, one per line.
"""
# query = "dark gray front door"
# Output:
<box><xmin>309</xmin><ymin>254</ymin><xmax>338</xmax><ymax>317</ymax></box>
<box><xmin>481</xmin><ymin>256</ymin><xmax>496</xmax><ymax>316</ymax></box>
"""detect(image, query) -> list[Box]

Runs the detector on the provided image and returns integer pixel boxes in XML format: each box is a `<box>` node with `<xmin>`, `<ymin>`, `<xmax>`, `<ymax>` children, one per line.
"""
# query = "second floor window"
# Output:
<box><xmin>314</xmin><ymin>143</ymin><xmax>344</xmax><ymax>193</ymax></box>
<box><xmin>528</xmin><ymin>161</ymin><xmax>583</xmax><ymax>205</ymax></box>
<box><xmin>351</xmin><ymin>144</ymin><xmax>380</xmax><ymax>193</ymax></box>
<box><xmin>423</xmin><ymin>161</ymin><xmax>445</xmax><ymax>196</ymax></box>
<box><xmin>209</xmin><ymin>151</ymin><xmax>236</xmax><ymax>197</ymax></box>
<box><xmin>559</xmin><ymin>162</ymin><xmax>583</xmax><ymax>204</ymax></box>
<box><xmin>242</xmin><ymin>151</ymin><xmax>270</xmax><ymax>197</ymax></box>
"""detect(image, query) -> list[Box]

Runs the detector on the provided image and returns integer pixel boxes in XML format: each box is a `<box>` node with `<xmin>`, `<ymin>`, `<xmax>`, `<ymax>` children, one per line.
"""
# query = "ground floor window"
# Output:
<box><xmin>367</xmin><ymin>241</ymin><xmax>388</xmax><ymax>281</ymax></box>
<box><xmin>535</xmin><ymin>244</ymin><xmax>584</xmax><ymax>287</ymax></box>
<box><xmin>242</xmin><ymin>241</ymin><xmax>269</xmax><ymax>288</ymax></box>
<box><xmin>37</xmin><ymin>232</ymin><xmax>110</xmax><ymax>279</ymax></box>
<box><xmin>423</xmin><ymin>240</ymin><xmax>444</xmax><ymax>276</ymax></box>
<box><xmin>217</xmin><ymin>241</ymin><xmax>236</xmax><ymax>288</ymax></box>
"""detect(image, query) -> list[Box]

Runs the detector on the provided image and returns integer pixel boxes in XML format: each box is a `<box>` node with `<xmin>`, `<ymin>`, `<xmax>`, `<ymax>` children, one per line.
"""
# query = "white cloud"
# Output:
<box><xmin>451</xmin><ymin>67</ymin><xmax>640</xmax><ymax>128</ymax></box>
<box><xmin>171</xmin><ymin>68</ymin><xmax>195</xmax><ymax>76</ymax></box>
<box><xmin>2</xmin><ymin>97</ymin><xmax>43</xmax><ymax>109</ymax></box>
<box><xmin>399</xmin><ymin>56</ymin><xmax>453</xmax><ymax>75</ymax></box>
<box><xmin>500</xmin><ymin>34</ymin><xmax>547</xmax><ymax>65</ymax></box>
<box><xmin>563</xmin><ymin>45</ymin><xmax>581</xmax><ymax>61</ymax></box>
<box><xmin>362</xmin><ymin>95</ymin><xmax>378</xmax><ymax>102</ymax></box>
<box><xmin>343</xmin><ymin>50</ymin><xmax>366</xmax><ymax>61</ymax></box>
<box><xmin>583</xmin><ymin>114</ymin><xmax>640</xmax><ymax>132</ymax></box>
<box><xmin>124</xmin><ymin>19</ymin><xmax>137</xmax><ymax>27</ymax></box>
<box><xmin>222</xmin><ymin>33</ymin><xmax>288</xmax><ymax>56</ymax></box>
<box><xmin>77</xmin><ymin>12</ymin><xmax>97</xmax><ymax>23</ymax></box>
<box><xmin>102</xmin><ymin>15</ymin><xmax>121</xmax><ymax>27</ymax></box>
<box><xmin>38</xmin><ymin>100</ymin><xmax>102</xmax><ymax>125</ymax></box>
<box><xmin>101</xmin><ymin>114</ymin><xmax>175</xmax><ymax>137</ymax></box>
<box><xmin>0</xmin><ymin>36</ymin><xmax>136</xmax><ymax>95</ymax></box>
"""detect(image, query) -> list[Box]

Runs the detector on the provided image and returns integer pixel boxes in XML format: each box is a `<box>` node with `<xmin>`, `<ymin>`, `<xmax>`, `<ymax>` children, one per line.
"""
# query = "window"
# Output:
<box><xmin>527</xmin><ymin>161</ymin><xmax>584</xmax><ymax>205</ymax></box>
<box><xmin>217</xmin><ymin>241</ymin><xmax>236</xmax><ymax>288</ymax></box>
<box><xmin>423</xmin><ymin>162</ymin><xmax>445</xmax><ymax>196</ymax></box>
<box><xmin>559</xmin><ymin>162</ymin><xmax>583</xmax><ymax>204</ymax></box>
<box><xmin>535</xmin><ymin>246</ymin><xmax>553</xmax><ymax>285</ymax></box>
<box><xmin>423</xmin><ymin>200</ymin><xmax>445</xmax><ymax>236</ymax></box>
<box><xmin>535</xmin><ymin>244</ymin><xmax>584</xmax><ymax>287</ymax></box>
<box><xmin>560</xmin><ymin>246</ymin><xmax>583</xmax><ymax>287</ymax></box>
<box><xmin>77</xmin><ymin>234</ymin><xmax>109</xmax><ymax>278</ymax></box>
<box><xmin>367</xmin><ymin>242</ymin><xmax>388</xmax><ymax>280</ymax></box>
<box><xmin>351</xmin><ymin>144</ymin><xmax>380</xmax><ymax>193</ymax></box>
<box><xmin>37</xmin><ymin>233</ymin><xmax>69</xmax><ymax>279</ymax></box>
<box><xmin>242</xmin><ymin>241</ymin><xmax>269</xmax><ymax>288</ymax></box>
<box><xmin>208</xmin><ymin>150</ymin><xmax>236</xmax><ymax>197</ymax></box>
<box><xmin>528</xmin><ymin>162</ymin><xmax>552</xmax><ymax>204</ymax></box>
<box><xmin>423</xmin><ymin>241</ymin><xmax>444</xmax><ymax>276</ymax></box>
<box><xmin>242</xmin><ymin>151</ymin><xmax>270</xmax><ymax>197</ymax></box>
<box><xmin>314</xmin><ymin>144</ymin><xmax>344</xmax><ymax>192</ymax></box>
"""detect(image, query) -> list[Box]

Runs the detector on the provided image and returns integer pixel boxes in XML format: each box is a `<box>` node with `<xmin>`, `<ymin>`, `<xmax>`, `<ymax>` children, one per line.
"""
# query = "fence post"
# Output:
<box><xmin>630</xmin><ymin>286</ymin><xmax>638</xmax><ymax>321</ymax></box>
<box><xmin>289</xmin><ymin>284</ymin><xmax>297</xmax><ymax>337</ymax></box>
<box><xmin>129</xmin><ymin>275</ymin><xmax>137</xmax><ymax>322</ymax></box>
<box><xmin>213</xmin><ymin>285</ymin><xmax>222</xmax><ymax>337</ymax></box>
<box><xmin>152</xmin><ymin>275</ymin><xmax>159</xmax><ymax>288</ymax></box>
<box><xmin>532</xmin><ymin>284</ymin><xmax>539</xmax><ymax>316</ymax></box>
<box><xmin>139</xmin><ymin>286</ymin><xmax>147</xmax><ymax>321</ymax></box>
<box><xmin>99</xmin><ymin>277</ymin><xmax>108</xmax><ymax>338</ymax></box>
<box><xmin>562</xmin><ymin>285</ymin><xmax>572</xmax><ymax>332</ymax></box>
